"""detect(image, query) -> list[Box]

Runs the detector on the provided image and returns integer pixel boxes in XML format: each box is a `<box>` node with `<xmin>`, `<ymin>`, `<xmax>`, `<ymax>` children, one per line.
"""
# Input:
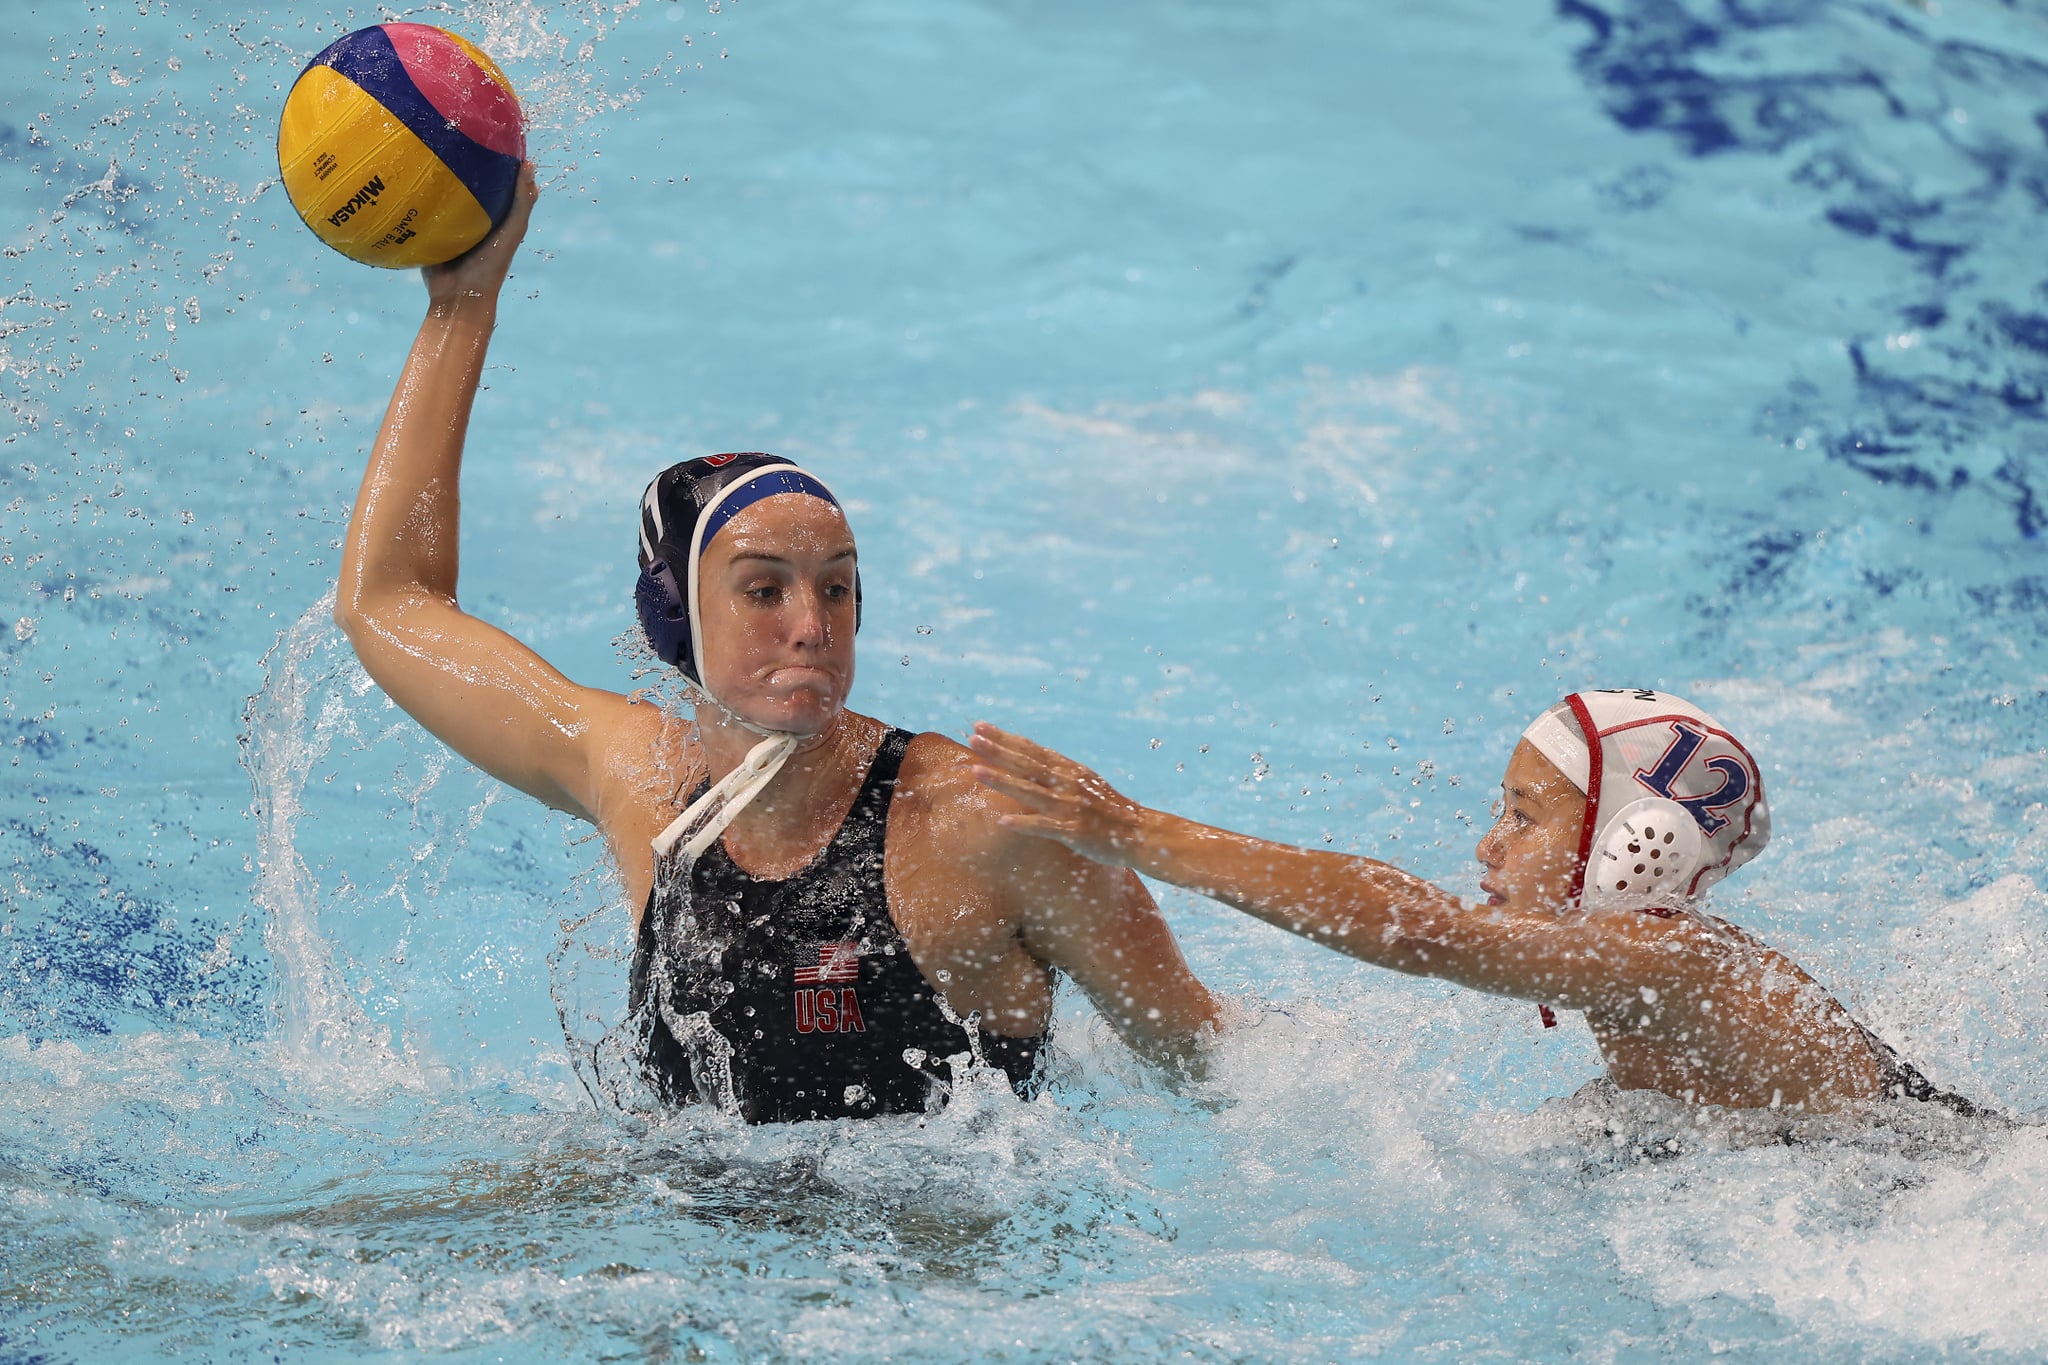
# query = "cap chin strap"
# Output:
<box><xmin>650</xmin><ymin>680</ymin><xmax>807</xmax><ymax>864</ymax></box>
<box><xmin>652</xmin><ymin>731</ymin><xmax>800</xmax><ymax>864</ymax></box>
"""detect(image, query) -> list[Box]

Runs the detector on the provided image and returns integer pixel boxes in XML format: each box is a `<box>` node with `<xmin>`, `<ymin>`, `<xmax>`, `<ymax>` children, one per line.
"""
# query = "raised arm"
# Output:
<box><xmin>335</xmin><ymin>166</ymin><xmax>623</xmax><ymax>822</ymax></box>
<box><xmin>967</xmin><ymin>723</ymin><xmax>1679</xmax><ymax>1017</ymax></box>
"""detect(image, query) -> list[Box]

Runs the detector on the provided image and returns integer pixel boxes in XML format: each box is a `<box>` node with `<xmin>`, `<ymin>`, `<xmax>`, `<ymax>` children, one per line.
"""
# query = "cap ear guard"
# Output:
<box><xmin>1582</xmin><ymin>796</ymin><xmax>1704</xmax><ymax>909</ymax></box>
<box><xmin>634</xmin><ymin>558</ymin><xmax>696</xmax><ymax>680</ymax></box>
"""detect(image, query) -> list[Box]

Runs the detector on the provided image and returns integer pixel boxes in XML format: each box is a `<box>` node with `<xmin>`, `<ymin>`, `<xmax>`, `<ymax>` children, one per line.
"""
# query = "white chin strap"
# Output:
<box><xmin>651</xmin><ymin>732</ymin><xmax>800</xmax><ymax>864</ymax></box>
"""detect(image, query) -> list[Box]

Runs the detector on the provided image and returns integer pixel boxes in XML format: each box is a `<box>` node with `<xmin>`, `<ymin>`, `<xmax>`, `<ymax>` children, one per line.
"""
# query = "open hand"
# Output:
<box><xmin>423</xmin><ymin>161</ymin><xmax>539</xmax><ymax>306</ymax></box>
<box><xmin>969</xmin><ymin>722</ymin><xmax>1150</xmax><ymax>869</ymax></box>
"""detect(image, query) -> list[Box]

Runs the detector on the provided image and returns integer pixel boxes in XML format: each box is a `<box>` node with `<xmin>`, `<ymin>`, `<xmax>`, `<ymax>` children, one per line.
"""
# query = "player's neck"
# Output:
<box><xmin>694</xmin><ymin>707</ymin><xmax>878</xmax><ymax>853</ymax></box>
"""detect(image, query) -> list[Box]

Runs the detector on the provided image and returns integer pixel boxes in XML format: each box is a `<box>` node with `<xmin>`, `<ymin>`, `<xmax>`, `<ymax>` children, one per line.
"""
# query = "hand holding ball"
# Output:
<box><xmin>278</xmin><ymin>23</ymin><xmax>525</xmax><ymax>269</ymax></box>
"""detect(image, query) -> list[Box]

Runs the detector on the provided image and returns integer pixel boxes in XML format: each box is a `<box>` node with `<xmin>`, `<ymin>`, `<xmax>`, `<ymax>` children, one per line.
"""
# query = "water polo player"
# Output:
<box><xmin>334</xmin><ymin>167</ymin><xmax>1220</xmax><ymax>1123</ymax></box>
<box><xmin>971</xmin><ymin>690</ymin><xmax>1978</xmax><ymax>1114</ymax></box>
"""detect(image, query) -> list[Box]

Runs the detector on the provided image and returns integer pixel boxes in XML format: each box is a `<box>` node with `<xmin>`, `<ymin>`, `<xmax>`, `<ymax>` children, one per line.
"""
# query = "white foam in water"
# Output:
<box><xmin>1586</xmin><ymin>1114</ymin><xmax>2048</xmax><ymax>1352</ymax></box>
<box><xmin>1882</xmin><ymin>875</ymin><xmax>2048</xmax><ymax>1097</ymax></box>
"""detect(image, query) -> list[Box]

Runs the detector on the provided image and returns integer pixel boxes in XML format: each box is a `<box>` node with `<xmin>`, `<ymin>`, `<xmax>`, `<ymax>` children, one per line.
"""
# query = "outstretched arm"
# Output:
<box><xmin>1004</xmin><ymin>829</ymin><xmax>1223</xmax><ymax>1067</ymax></box>
<box><xmin>335</xmin><ymin>166</ymin><xmax>624</xmax><ymax>822</ymax></box>
<box><xmin>967</xmin><ymin>723</ymin><xmax>1667</xmax><ymax>1015</ymax></box>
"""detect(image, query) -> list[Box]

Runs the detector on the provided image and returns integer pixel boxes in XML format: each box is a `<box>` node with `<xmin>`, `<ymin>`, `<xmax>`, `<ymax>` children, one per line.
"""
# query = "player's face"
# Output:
<box><xmin>696</xmin><ymin>496</ymin><xmax>858</xmax><ymax>736</ymax></box>
<box><xmin>1475</xmin><ymin>741</ymin><xmax>1588</xmax><ymax>915</ymax></box>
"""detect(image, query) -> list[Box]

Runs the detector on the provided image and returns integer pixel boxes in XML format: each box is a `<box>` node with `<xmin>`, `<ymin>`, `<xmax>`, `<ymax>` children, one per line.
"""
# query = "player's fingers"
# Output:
<box><xmin>986</xmin><ymin>724</ymin><xmax>1105</xmax><ymax>791</ymax></box>
<box><xmin>1007</xmin><ymin>727</ymin><xmax>1083</xmax><ymax>772</ymax></box>
<box><xmin>969</xmin><ymin>723</ymin><xmax>1054</xmax><ymax>778</ymax></box>
<box><xmin>993</xmin><ymin>811</ymin><xmax>1078</xmax><ymax>843</ymax></box>
<box><xmin>971</xmin><ymin>763</ymin><xmax>1058</xmax><ymax>810</ymax></box>
<box><xmin>481</xmin><ymin>162</ymin><xmax>537</xmax><ymax>251</ymax></box>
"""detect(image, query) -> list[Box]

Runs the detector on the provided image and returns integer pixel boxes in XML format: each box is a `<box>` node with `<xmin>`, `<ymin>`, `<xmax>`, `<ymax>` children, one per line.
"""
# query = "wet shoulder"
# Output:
<box><xmin>1674</xmin><ymin>909</ymin><xmax>1818</xmax><ymax>981</ymax></box>
<box><xmin>890</xmin><ymin>729</ymin><xmax>1013</xmax><ymax>869</ymax></box>
<box><xmin>1595</xmin><ymin>904</ymin><xmax>1833</xmax><ymax>993</ymax></box>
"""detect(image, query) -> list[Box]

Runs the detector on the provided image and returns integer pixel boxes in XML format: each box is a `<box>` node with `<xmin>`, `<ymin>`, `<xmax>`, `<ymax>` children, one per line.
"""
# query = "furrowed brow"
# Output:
<box><xmin>723</xmin><ymin>548</ymin><xmax>857</xmax><ymax>570</ymax></box>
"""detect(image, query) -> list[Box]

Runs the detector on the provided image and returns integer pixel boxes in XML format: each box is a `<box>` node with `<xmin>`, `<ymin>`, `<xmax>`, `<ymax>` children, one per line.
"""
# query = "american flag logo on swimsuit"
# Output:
<box><xmin>793</xmin><ymin>941</ymin><xmax>861</xmax><ymax>985</ymax></box>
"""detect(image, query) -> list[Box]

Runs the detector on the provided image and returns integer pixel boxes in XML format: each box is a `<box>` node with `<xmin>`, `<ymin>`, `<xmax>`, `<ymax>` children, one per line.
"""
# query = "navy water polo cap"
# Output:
<box><xmin>635</xmin><ymin>452</ymin><xmax>860</xmax><ymax>687</ymax></box>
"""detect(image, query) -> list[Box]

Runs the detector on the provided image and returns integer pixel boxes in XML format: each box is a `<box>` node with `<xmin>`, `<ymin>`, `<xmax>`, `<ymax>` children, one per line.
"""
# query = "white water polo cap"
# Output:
<box><xmin>1519</xmin><ymin>689</ymin><xmax>1771</xmax><ymax>908</ymax></box>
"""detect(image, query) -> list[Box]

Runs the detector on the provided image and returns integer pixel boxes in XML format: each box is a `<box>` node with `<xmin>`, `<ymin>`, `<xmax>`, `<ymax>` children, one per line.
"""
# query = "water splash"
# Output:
<box><xmin>548</xmin><ymin>900</ymin><xmax>661</xmax><ymax>1114</ymax></box>
<box><xmin>240</xmin><ymin>593</ymin><xmax>421</xmax><ymax>1094</ymax></box>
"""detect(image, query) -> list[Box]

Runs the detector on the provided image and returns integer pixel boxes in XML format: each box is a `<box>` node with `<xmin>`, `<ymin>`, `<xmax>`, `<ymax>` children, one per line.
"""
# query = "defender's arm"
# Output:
<box><xmin>968</xmin><ymin>723</ymin><xmax>1679</xmax><ymax>1017</ymax></box>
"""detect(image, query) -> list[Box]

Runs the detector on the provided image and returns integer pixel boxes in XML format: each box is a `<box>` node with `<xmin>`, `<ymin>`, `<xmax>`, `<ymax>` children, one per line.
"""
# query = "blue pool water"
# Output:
<box><xmin>5</xmin><ymin>0</ymin><xmax>2048</xmax><ymax>1358</ymax></box>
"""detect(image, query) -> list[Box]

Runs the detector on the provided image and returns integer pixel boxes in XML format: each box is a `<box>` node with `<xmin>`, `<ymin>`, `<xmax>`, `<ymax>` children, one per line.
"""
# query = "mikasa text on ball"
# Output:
<box><xmin>278</xmin><ymin>23</ymin><xmax>525</xmax><ymax>269</ymax></box>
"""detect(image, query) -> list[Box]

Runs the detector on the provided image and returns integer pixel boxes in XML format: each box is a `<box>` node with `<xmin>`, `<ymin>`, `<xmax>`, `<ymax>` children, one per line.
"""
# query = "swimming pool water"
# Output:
<box><xmin>4</xmin><ymin>0</ymin><xmax>2047</xmax><ymax>1359</ymax></box>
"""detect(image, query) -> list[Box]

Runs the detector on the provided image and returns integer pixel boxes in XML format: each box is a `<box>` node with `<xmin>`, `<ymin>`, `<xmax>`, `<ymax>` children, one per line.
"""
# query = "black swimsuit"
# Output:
<box><xmin>1866</xmin><ymin>1032</ymin><xmax>1985</xmax><ymax>1117</ymax></box>
<box><xmin>628</xmin><ymin>727</ymin><xmax>1047</xmax><ymax>1124</ymax></box>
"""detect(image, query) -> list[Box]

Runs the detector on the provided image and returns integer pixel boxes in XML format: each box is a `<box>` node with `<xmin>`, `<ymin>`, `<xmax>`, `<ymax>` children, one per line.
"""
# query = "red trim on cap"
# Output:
<box><xmin>1535</xmin><ymin>694</ymin><xmax>1604</xmax><ymax>1034</ymax></box>
<box><xmin>1565</xmin><ymin>693</ymin><xmax>1603</xmax><ymax>904</ymax></box>
<box><xmin>1683</xmin><ymin>728</ymin><xmax>1764</xmax><ymax>896</ymax></box>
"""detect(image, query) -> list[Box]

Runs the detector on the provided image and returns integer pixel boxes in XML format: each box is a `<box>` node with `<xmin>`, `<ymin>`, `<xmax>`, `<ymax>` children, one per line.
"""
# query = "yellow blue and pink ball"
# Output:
<box><xmin>278</xmin><ymin>23</ymin><xmax>525</xmax><ymax>269</ymax></box>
